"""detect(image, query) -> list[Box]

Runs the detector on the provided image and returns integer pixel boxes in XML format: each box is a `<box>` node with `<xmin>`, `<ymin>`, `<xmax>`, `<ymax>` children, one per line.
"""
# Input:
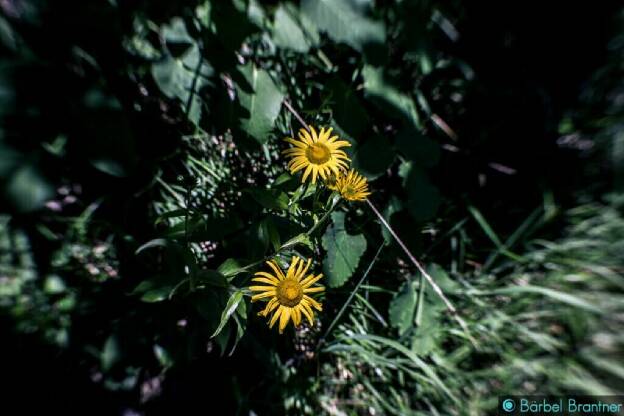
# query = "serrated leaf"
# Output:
<box><xmin>211</xmin><ymin>290</ymin><xmax>244</xmax><ymax>338</ymax></box>
<box><xmin>301</xmin><ymin>0</ymin><xmax>384</xmax><ymax>52</ymax></box>
<box><xmin>237</xmin><ymin>63</ymin><xmax>284</xmax><ymax>143</ymax></box>
<box><xmin>389</xmin><ymin>280</ymin><xmax>418</xmax><ymax>335</ymax></box>
<box><xmin>322</xmin><ymin>212</ymin><xmax>367</xmax><ymax>287</ymax></box>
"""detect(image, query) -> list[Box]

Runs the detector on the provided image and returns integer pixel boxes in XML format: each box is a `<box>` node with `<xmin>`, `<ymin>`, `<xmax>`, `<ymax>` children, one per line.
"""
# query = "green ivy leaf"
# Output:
<box><xmin>301</xmin><ymin>0</ymin><xmax>384</xmax><ymax>52</ymax></box>
<box><xmin>152</xmin><ymin>18</ymin><xmax>214</xmax><ymax>126</ymax></box>
<box><xmin>389</xmin><ymin>280</ymin><xmax>418</xmax><ymax>335</ymax></box>
<box><xmin>237</xmin><ymin>63</ymin><xmax>284</xmax><ymax>143</ymax></box>
<box><xmin>322</xmin><ymin>212</ymin><xmax>367</xmax><ymax>287</ymax></box>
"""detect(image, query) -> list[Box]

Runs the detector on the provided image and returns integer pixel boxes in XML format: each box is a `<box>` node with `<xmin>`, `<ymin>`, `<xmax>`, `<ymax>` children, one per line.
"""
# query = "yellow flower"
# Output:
<box><xmin>323</xmin><ymin>172</ymin><xmax>339</xmax><ymax>191</ymax></box>
<box><xmin>336</xmin><ymin>169</ymin><xmax>371</xmax><ymax>201</ymax></box>
<box><xmin>283</xmin><ymin>126</ymin><xmax>351</xmax><ymax>184</ymax></box>
<box><xmin>249</xmin><ymin>256</ymin><xmax>324</xmax><ymax>334</ymax></box>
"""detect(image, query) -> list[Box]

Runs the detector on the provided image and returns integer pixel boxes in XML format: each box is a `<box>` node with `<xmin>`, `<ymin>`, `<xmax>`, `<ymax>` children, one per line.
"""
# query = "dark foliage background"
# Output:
<box><xmin>1</xmin><ymin>1</ymin><xmax>623</xmax><ymax>415</ymax></box>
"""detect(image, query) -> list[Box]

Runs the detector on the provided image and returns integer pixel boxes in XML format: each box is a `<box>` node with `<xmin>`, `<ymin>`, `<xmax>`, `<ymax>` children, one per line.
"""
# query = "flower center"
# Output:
<box><xmin>276</xmin><ymin>279</ymin><xmax>303</xmax><ymax>307</ymax></box>
<box><xmin>306</xmin><ymin>143</ymin><xmax>331</xmax><ymax>164</ymax></box>
<box><xmin>341</xmin><ymin>185</ymin><xmax>356</xmax><ymax>198</ymax></box>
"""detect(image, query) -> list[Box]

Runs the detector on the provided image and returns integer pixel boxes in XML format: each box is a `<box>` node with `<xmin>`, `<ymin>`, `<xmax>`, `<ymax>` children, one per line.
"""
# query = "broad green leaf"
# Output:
<box><xmin>153</xmin><ymin>344</ymin><xmax>174</xmax><ymax>368</ymax></box>
<box><xmin>244</xmin><ymin>188</ymin><xmax>289</xmax><ymax>210</ymax></box>
<box><xmin>395</xmin><ymin>126</ymin><xmax>440</xmax><ymax>167</ymax></box>
<box><xmin>382</xmin><ymin>196</ymin><xmax>403</xmax><ymax>243</ymax></box>
<box><xmin>427</xmin><ymin>263</ymin><xmax>458</xmax><ymax>291</ymax></box>
<box><xmin>218</xmin><ymin>258</ymin><xmax>246</xmax><ymax>279</ymax></box>
<box><xmin>327</xmin><ymin>78</ymin><xmax>368</xmax><ymax>140</ymax></box>
<box><xmin>322</xmin><ymin>212</ymin><xmax>367</xmax><ymax>287</ymax></box>
<box><xmin>273</xmin><ymin>4</ymin><xmax>317</xmax><ymax>52</ymax></box>
<box><xmin>237</xmin><ymin>63</ymin><xmax>284</xmax><ymax>143</ymax></box>
<box><xmin>141</xmin><ymin>285</ymin><xmax>174</xmax><ymax>303</ymax></box>
<box><xmin>404</xmin><ymin>164</ymin><xmax>441</xmax><ymax>222</ymax></box>
<box><xmin>211</xmin><ymin>290</ymin><xmax>244</xmax><ymax>338</ymax></box>
<box><xmin>5</xmin><ymin>164</ymin><xmax>54</xmax><ymax>212</ymax></box>
<box><xmin>301</xmin><ymin>0</ymin><xmax>385</xmax><ymax>52</ymax></box>
<box><xmin>259</xmin><ymin>217</ymin><xmax>281</xmax><ymax>252</ymax></box>
<box><xmin>195</xmin><ymin>270</ymin><xmax>228</xmax><ymax>288</ymax></box>
<box><xmin>352</xmin><ymin>135</ymin><xmax>395</xmax><ymax>179</ymax></box>
<box><xmin>152</xmin><ymin>18</ymin><xmax>213</xmax><ymax>126</ymax></box>
<box><xmin>389</xmin><ymin>280</ymin><xmax>418</xmax><ymax>335</ymax></box>
<box><xmin>101</xmin><ymin>335</ymin><xmax>120</xmax><ymax>372</ymax></box>
<box><xmin>362</xmin><ymin>65</ymin><xmax>420</xmax><ymax>129</ymax></box>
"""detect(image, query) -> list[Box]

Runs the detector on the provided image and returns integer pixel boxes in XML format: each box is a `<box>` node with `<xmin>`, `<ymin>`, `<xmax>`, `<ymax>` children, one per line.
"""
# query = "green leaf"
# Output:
<box><xmin>382</xmin><ymin>196</ymin><xmax>403</xmax><ymax>244</ymax></box>
<box><xmin>322</xmin><ymin>212</ymin><xmax>367</xmax><ymax>287</ymax></box>
<box><xmin>395</xmin><ymin>126</ymin><xmax>440</xmax><ymax>167</ymax></box>
<box><xmin>301</xmin><ymin>0</ymin><xmax>385</xmax><ymax>52</ymax></box>
<box><xmin>272</xmin><ymin>4</ymin><xmax>317</xmax><ymax>52</ymax></box>
<box><xmin>141</xmin><ymin>285</ymin><xmax>174</xmax><ymax>303</ymax></box>
<box><xmin>152</xmin><ymin>18</ymin><xmax>214</xmax><ymax>126</ymax></box>
<box><xmin>389</xmin><ymin>280</ymin><xmax>418</xmax><ymax>335</ymax></box>
<box><xmin>211</xmin><ymin>290</ymin><xmax>244</xmax><ymax>338</ymax></box>
<box><xmin>5</xmin><ymin>164</ymin><xmax>54</xmax><ymax>212</ymax></box>
<box><xmin>259</xmin><ymin>217</ymin><xmax>281</xmax><ymax>252</ymax></box>
<box><xmin>195</xmin><ymin>270</ymin><xmax>228</xmax><ymax>288</ymax></box>
<box><xmin>491</xmin><ymin>285</ymin><xmax>603</xmax><ymax>314</ymax></box>
<box><xmin>404</xmin><ymin>164</ymin><xmax>441</xmax><ymax>222</ymax></box>
<box><xmin>327</xmin><ymin>77</ymin><xmax>368</xmax><ymax>140</ymax></box>
<box><xmin>362</xmin><ymin>65</ymin><xmax>420</xmax><ymax>129</ymax></box>
<box><xmin>352</xmin><ymin>135</ymin><xmax>395</xmax><ymax>179</ymax></box>
<box><xmin>244</xmin><ymin>188</ymin><xmax>289</xmax><ymax>210</ymax></box>
<box><xmin>135</xmin><ymin>238</ymin><xmax>169</xmax><ymax>255</ymax></box>
<box><xmin>237</xmin><ymin>63</ymin><xmax>284</xmax><ymax>143</ymax></box>
<box><xmin>101</xmin><ymin>335</ymin><xmax>120</xmax><ymax>372</ymax></box>
<box><xmin>218</xmin><ymin>258</ymin><xmax>246</xmax><ymax>279</ymax></box>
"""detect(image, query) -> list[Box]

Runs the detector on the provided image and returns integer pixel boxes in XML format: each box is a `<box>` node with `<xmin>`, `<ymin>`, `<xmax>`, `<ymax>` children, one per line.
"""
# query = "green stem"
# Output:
<box><xmin>307</xmin><ymin>194</ymin><xmax>340</xmax><ymax>237</ymax></box>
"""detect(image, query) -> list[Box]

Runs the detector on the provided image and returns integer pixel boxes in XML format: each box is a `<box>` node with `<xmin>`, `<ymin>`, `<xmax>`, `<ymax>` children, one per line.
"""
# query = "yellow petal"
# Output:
<box><xmin>304</xmin><ymin>295</ymin><xmax>322</xmax><ymax>311</ymax></box>
<box><xmin>251</xmin><ymin>276</ymin><xmax>279</xmax><ymax>285</ymax></box>
<box><xmin>269</xmin><ymin>305</ymin><xmax>283</xmax><ymax>328</ymax></box>
<box><xmin>303</xmin><ymin>286</ymin><xmax>325</xmax><ymax>293</ymax></box>
<box><xmin>279</xmin><ymin>307</ymin><xmax>292</xmax><ymax>334</ymax></box>
<box><xmin>301</xmin><ymin>273</ymin><xmax>323</xmax><ymax>288</ymax></box>
<box><xmin>266</xmin><ymin>260</ymin><xmax>286</xmax><ymax>280</ymax></box>
<box><xmin>251</xmin><ymin>291</ymin><xmax>276</xmax><ymax>302</ymax></box>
